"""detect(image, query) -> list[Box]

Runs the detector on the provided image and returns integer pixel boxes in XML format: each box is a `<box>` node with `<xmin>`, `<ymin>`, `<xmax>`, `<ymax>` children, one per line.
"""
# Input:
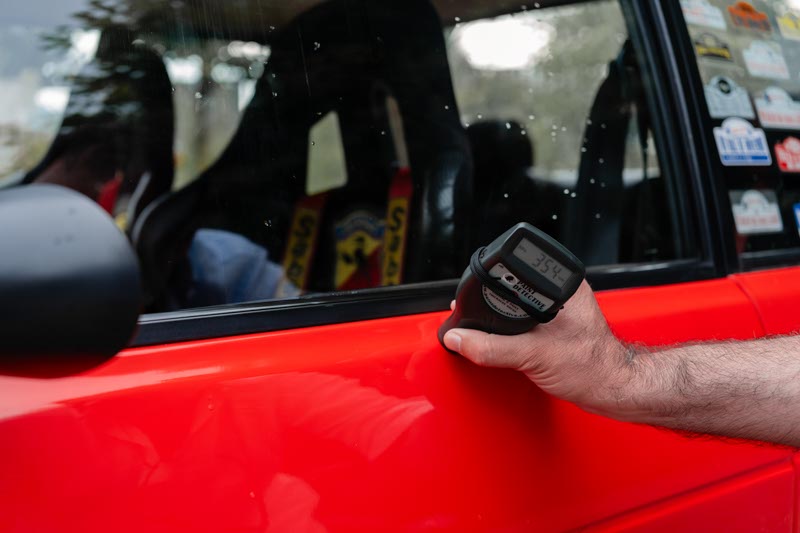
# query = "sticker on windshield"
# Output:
<box><xmin>793</xmin><ymin>203</ymin><xmax>800</xmax><ymax>236</ymax></box>
<box><xmin>775</xmin><ymin>137</ymin><xmax>800</xmax><ymax>172</ymax></box>
<box><xmin>730</xmin><ymin>190</ymin><xmax>784</xmax><ymax>235</ymax></box>
<box><xmin>694</xmin><ymin>33</ymin><xmax>734</xmax><ymax>61</ymax></box>
<box><xmin>681</xmin><ymin>0</ymin><xmax>727</xmax><ymax>29</ymax></box>
<box><xmin>778</xmin><ymin>12</ymin><xmax>800</xmax><ymax>40</ymax></box>
<box><xmin>714</xmin><ymin>118</ymin><xmax>772</xmax><ymax>166</ymax></box>
<box><xmin>743</xmin><ymin>41</ymin><xmax>790</xmax><ymax>80</ymax></box>
<box><xmin>705</xmin><ymin>76</ymin><xmax>755</xmax><ymax>118</ymax></box>
<box><xmin>729</xmin><ymin>2</ymin><xmax>772</xmax><ymax>32</ymax></box>
<box><xmin>755</xmin><ymin>87</ymin><xmax>800</xmax><ymax>129</ymax></box>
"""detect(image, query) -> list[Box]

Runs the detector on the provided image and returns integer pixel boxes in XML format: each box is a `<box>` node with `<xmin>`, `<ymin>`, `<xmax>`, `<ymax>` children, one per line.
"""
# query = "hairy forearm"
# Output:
<box><xmin>599</xmin><ymin>336</ymin><xmax>800</xmax><ymax>446</ymax></box>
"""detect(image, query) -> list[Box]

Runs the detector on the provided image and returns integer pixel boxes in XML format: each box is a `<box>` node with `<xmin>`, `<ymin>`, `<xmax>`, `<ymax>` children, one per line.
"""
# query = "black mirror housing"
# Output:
<box><xmin>0</xmin><ymin>185</ymin><xmax>141</xmax><ymax>373</ymax></box>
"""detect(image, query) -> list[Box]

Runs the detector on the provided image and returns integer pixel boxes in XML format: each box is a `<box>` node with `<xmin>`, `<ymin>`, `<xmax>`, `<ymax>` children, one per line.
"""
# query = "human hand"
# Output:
<box><xmin>443</xmin><ymin>281</ymin><xmax>634</xmax><ymax>416</ymax></box>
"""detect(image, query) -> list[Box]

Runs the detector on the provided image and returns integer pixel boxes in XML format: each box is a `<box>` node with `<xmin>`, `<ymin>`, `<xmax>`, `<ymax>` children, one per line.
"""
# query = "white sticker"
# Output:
<box><xmin>681</xmin><ymin>0</ymin><xmax>727</xmax><ymax>30</ymax></box>
<box><xmin>755</xmin><ymin>87</ymin><xmax>800</xmax><ymax>130</ymax></box>
<box><xmin>775</xmin><ymin>137</ymin><xmax>800</xmax><ymax>172</ymax></box>
<box><xmin>743</xmin><ymin>41</ymin><xmax>790</xmax><ymax>80</ymax></box>
<box><xmin>714</xmin><ymin>118</ymin><xmax>772</xmax><ymax>166</ymax></box>
<box><xmin>704</xmin><ymin>76</ymin><xmax>755</xmax><ymax>119</ymax></box>
<box><xmin>777</xmin><ymin>12</ymin><xmax>800</xmax><ymax>41</ymax></box>
<box><xmin>482</xmin><ymin>263</ymin><xmax>555</xmax><ymax>318</ymax></box>
<box><xmin>482</xmin><ymin>287</ymin><xmax>528</xmax><ymax>319</ymax></box>
<box><xmin>730</xmin><ymin>190</ymin><xmax>784</xmax><ymax>235</ymax></box>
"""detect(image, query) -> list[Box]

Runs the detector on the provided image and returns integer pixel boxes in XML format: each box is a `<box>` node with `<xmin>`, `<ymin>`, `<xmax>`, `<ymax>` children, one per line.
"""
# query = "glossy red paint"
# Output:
<box><xmin>731</xmin><ymin>266</ymin><xmax>800</xmax><ymax>336</ymax></box>
<box><xmin>0</xmin><ymin>276</ymin><xmax>795</xmax><ymax>532</ymax></box>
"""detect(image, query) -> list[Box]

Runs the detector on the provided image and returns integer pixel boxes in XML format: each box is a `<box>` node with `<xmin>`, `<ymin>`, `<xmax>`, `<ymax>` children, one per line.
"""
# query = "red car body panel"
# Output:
<box><xmin>1</xmin><ymin>270</ymin><xmax>799</xmax><ymax>531</ymax></box>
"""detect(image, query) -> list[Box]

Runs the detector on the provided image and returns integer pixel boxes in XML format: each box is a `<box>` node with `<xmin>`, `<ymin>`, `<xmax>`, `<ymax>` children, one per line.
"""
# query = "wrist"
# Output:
<box><xmin>576</xmin><ymin>340</ymin><xmax>653</xmax><ymax>422</ymax></box>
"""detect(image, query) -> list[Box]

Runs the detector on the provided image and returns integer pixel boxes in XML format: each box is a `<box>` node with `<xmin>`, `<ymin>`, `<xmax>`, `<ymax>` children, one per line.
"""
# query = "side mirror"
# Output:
<box><xmin>0</xmin><ymin>184</ymin><xmax>141</xmax><ymax>375</ymax></box>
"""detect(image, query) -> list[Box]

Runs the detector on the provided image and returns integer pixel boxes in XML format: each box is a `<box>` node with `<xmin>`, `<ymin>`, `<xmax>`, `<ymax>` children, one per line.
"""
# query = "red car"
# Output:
<box><xmin>1</xmin><ymin>0</ymin><xmax>799</xmax><ymax>531</ymax></box>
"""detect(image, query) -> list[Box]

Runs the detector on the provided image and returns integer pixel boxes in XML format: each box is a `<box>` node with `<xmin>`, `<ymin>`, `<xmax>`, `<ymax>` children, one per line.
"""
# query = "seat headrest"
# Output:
<box><xmin>24</xmin><ymin>25</ymin><xmax>174</xmax><ymax>215</ymax></box>
<box><xmin>467</xmin><ymin>120</ymin><xmax>533</xmax><ymax>179</ymax></box>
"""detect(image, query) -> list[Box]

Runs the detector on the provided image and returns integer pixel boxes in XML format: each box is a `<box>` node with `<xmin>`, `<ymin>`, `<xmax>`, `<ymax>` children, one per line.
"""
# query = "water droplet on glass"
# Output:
<box><xmin>589</xmin><ymin>178</ymin><xmax>596</xmax><ymax>184</ymax></box>
<box><xmin>528</xmin><ymin>114</ymin><xmax>535</xmax><ymax>120</ymax></box>
<box><xmin>380</xmin><ymin>130</ymin><xmax>386</xmax><ymax>135</ymax></box>
<box><xmin>552</xmin><ymin>214</ymin><xmax>558</xmax><ymax>220</ymax></box>
<box><xmin>563</xmin><ymin>189</ymin><xmax>570</xmax><ymax>195</ymax></box>
<box><xmin>272</xmin><ymin>92</ymin><xmax>278</xmax><ymax>97</ymax></box>
<box><xmin>586</xmin><ymin>119</ymin><xmax>593</xmax><ymax>126</ymax></box>
<box><xmin>595</xmin><ymin>213</ymin><xmax>601</xmax><ymax>219</ymax></box>
<box><xmin>561</xmin><ymin>126</ymin><xmax>567</xmax><ymax>132</ymax></box>
<box><xmin>264</xmin><ymin>219</ymin><xmax>272</xmax><ymax>227</ymax></box>
<box><xmin>601</xmin><ymin>123</ymin><xmax>607</xmax><ymax>129</ymax></box>
<box><xmin>598</xmin><ymin>157</ymin><xmax>605</xmax><ymax>164</ymax></box>
<box><xmin>477</xmin><ymin>113</ymin><xmax>483</xmax><ymax>119</ymax></box>
<box><xmin>551</xmin><ymin>124</ymin><xmax>558</xmax><ymax>130</ymax></box>
<box><xmin>313</xmin><ymin>42</ymin><xmax>321</xmax><ymax>51</ymax></box>
<box><xmin>194</xmin><ymin>92</ymin><xmax>202</xmax><ymax>99</ymax></box>
<box><xmin>503</xmin><ymin>193</ymin><xmax>509</xmax><ymax>198</ymax></box>
<box><xmin>600</xmin><ymin>182</ymin><xmax>607</xmax><ymax>188</ymax></box>
<box><xmin>521</xmin><ymin>130</ymin><xmax>527</xmax><ymax>136</ymax></box>
<box><xmin>505</xmin><ymin>122</ymin><xmax>512</xmax><ymax>130</ymax></box>
<box><xmin>444</xmin><ymin>104</ymin><xmax>450</xmax><ymax>110</ymax></box>
<box><xmin>581</xmin><ymin>147</ymin><xmax>587</xmax><ymax>153</ymax></box>
<box><xmin>570</xmin><ymin>192</ymin><xmax>577</xmax><ymax>198</ymax></box>
<box><xmin>311</xmin><ymin>141</ymin><xmax>316</xmax><ymax>146</ymax></box>
<box><xmin>534</xmin><ymin>2</ymin><xmax>541</xmax><ymax>7</ymax></box>
<box><xmin>455</xmin><ymin>16</ymin><xmax>461</xmax><ymax>22</ymax></box>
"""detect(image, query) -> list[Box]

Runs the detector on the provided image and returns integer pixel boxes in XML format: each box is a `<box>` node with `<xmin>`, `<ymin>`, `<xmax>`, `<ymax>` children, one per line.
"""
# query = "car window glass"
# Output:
<box><xmin>679</xmin><ymin>0</ymin><xmax>800</xmax><ymax>260</ymax></box>
<box><xmin>1</xmin><ymin>0</ymin><xmax>691</xmax><ymax>316</ymax></box>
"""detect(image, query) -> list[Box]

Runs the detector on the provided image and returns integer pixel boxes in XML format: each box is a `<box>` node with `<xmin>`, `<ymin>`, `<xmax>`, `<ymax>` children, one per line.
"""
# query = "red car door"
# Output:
<box><xmin>2</xmin><ymin>0</ymin><xmax>800</xmax><ymax>531</ymax></box>
<box><xmin>0</xmin><ymin>279</ymin><xmax>793</xmax><ymax>532</ymax></box>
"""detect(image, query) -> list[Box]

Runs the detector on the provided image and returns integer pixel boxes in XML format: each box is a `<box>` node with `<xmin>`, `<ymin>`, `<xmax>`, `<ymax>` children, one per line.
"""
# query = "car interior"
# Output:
<box><xmin>16</xmin><ymin>0</ymin><xmax>678</xmax><ymax>312</ymax></box>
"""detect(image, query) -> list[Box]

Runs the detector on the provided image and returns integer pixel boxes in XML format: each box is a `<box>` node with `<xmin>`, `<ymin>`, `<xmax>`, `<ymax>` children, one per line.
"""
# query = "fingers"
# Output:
<box><xmin>443</xmin><ymin>328</ymin><xmax>529</xmax><ymax>370</ymax></box>
<box><xmin>450</xmin><ymin>300</ymin><xmax>456</xmax><ymax>311</ymax></box>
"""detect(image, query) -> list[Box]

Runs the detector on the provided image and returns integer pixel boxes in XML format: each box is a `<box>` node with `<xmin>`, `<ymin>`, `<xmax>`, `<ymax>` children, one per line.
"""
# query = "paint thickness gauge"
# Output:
<box><xmin>438</xmin><ymin>223</ymin><xmax>585</xmax><ymax>346</ymax></box>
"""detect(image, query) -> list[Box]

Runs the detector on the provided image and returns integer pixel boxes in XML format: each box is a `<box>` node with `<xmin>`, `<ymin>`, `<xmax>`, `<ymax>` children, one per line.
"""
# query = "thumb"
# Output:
<box><xmin>443</xmin><ymin>328</ymin><xmax>528</xmax><ymax>370</ymax></box>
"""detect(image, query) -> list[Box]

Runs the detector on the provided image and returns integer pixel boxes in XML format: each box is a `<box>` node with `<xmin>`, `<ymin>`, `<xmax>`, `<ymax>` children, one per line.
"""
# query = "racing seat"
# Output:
<box><xmin>562</xmin><ymin>40</ymin><xmax>673</xmax><ymax>265</ymax></box>
<box><xmin>24</xmin><ymin>26</ymin><xmax>175</xmax><ymax>223</ymax></box>
<box><xmin>133</xmin><ymin>0</ymin><xmax>472</xmax><ymax>307</ymax></box>
<box><xmin>466</xmin><ymin>120</ymin><xmax>561</xmax><ymax>248</ymax></box>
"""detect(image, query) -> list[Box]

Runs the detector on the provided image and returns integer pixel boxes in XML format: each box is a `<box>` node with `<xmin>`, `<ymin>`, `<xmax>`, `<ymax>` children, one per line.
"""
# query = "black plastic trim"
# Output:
<box><xmin>134</xmin><ymin>258</ymin><xmax>716</xmax><ymax>347</ymax></box>
<box><xmin>655</xmin><ymin>0</ymin><xmax>750</xmax><ymax>276</ymax></box>
<box><xmin>133</xmin><ymin>280</ymin><xmax>457</xmax><ymax>346</ymax></box>
<box><xmin>740</xmin><ymin>249</ymin><xmax>800</xmax><ymax>271</ymax></box>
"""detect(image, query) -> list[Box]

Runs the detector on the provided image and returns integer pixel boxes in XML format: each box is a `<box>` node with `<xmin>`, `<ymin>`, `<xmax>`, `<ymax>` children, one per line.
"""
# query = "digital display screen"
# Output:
<box><xmin>512</xmin><ymin>238</ymin><xmax>572</xmax><ymax>289</ymax></box>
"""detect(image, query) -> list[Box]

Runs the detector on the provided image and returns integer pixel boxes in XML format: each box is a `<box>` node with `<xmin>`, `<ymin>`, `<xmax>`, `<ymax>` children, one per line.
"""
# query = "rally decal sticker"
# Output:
<box><xmin>334</xmin><ymin>210</ymin><xmax>385</xmax><ymax>290</ymax></box>
<box><xmin>714</xmin><ymin>117</ymin><xmax>772</xmax><ymax>166</ymax></box>
<box><xmin>778</xmin><ymin>11</ymin><xmax>800</xmax><ymax>40</ymax></box>
<box><xmin>743</xmin><ymin>40</ymin><xmax>790</xmax><ymax>80</ymax></box>
<box><xmin>730</xmin><ymin>190</ymin><xmax>784</xmax><ymax>235</ymax></box>
<box><xmin>729</xmin><ymin>2</ymin><xmax>772</xmax><ymax>32</ymax></box>
<box><xmin>755</xmin><ymin>87</ymin><xmax>800</xmax><ymax>130</ymax></box>
<box><xmin>681</xmin><ymin>0</ymin><xmax>727</xmax><ymax>29</ymax></box>
<box><xmin>704</xmin><ymin>76</ymin><xmax>755</xmax><ymax>119</ymax></box>
<box><xmin>694</xmin><ymin>33</ymin><xmax>733</xmax><ymax>61</ymax></box>
<box><xmin>775</xmin><ymin>137</ymin><xmax>800</xmax><ymax>172</ymax></box>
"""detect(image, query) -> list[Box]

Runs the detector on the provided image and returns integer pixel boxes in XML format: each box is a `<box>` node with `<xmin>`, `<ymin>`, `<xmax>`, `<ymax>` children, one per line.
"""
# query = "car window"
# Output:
<box><xmin>1</xmin><ymin>0</ymin><xmax>694</xmax><ymax>318</ymax></box>
<box><xmin>679</xmin><ymin>0</ymin><xmax>800</xmax><ymax>262</ymax></box>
